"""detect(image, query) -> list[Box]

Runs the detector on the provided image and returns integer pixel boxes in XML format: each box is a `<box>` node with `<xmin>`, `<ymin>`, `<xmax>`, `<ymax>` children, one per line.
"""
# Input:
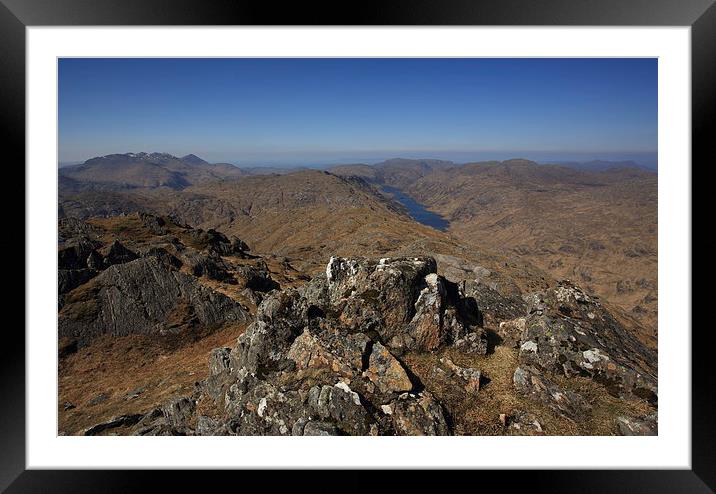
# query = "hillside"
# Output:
<box><xmin>403</xmin><ymin>160</ymin><xmax>658</xmax><ymax>333</ymax></box>
<box><xmin>329</xmin><ymin>158</ymin><xmax>454</xmax><ymax>186</ymax></box>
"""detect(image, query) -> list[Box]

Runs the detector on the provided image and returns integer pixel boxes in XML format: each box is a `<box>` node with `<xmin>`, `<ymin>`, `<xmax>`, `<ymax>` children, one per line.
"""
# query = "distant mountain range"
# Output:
<box><xmin>59</xmin><ymin>152</ymin><xmax>655</xmax><ymax>183</ymax></box>
<box><xmin>59</xmin><ymin>152</ymin><xmax>244</xmax><ymax>190</ymax></box>
<box><xmin>542</xmin><ymin>159</ymin><xmax>653</xmax><ymax>172</ymax></box>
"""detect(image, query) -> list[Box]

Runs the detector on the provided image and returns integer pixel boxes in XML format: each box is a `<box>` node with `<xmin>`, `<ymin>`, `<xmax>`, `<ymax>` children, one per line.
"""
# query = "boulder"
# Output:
<box><xmin>364</xmin><ymin>342</ymin><xmax>413</xmax><ymax>394</ymax></box>
<box><xmin>224</xmin><ymin>382</ymin><xmax>307</xmax><ymax>436</ymax></box>
<box><xmin>325</xmin><ymin>256</ymin><xmax>437</xmax><ymax>335</ymax></box>
<box><xmin>138</xmin><ymin>212</ymin><xmax>168</xmax><ymax>235</ymax></box>
<box><xmin>288</xmin><ymin>323</ymin><xmax>369</xmax><ymax>377</ymax></box>
<box><xmin>182</xmin><ymin>251</ymin><xmax>235</xmax><ymax>283</ymax></box>
<box><xmin>391</xmin><ymin>392</ymin><xmax>450</xmax><ymax>436</ymax></box>
<box><xmin>513</xmin><ymin>365</ymin><xmax>590</xmax><ymax>420</ymax></box>
<box><xmin>506</xmin><ymin>410</ymin><xmax>544</xmax><ymax>436</ymax></box>
<box><xmin>188</xmin><ymin>256</ymin><xmax>491</xmax><ymax>436</ymax></box>
<box><xmin>162</xmin><ymin>396</ymin><xmax>196</xmax><ymax>432</ymax></box>
<box><xmin>517</xmin><ymin>282</ymin><xmax>657</xmax><ymax>404</ymax></box>
<box><xmin>233</xmin><ymin>289</ymin><xmax>306</xmax><ymax>373</ymax></box>
<box><xmin>306</xmin><ymin>383</ymin><xmax>373</xmax><ymax>435</ymax></box>
<box><xmin>463</xmin><ymin>279</ymin><xmax>527</xmax><ymax>327</ymax></box>
<box><xmin>323</xmin><ymin>257</ymin><xmax>480</xmax><ymax>353</ymax></box>
<box><xmin>58</xmin><ymin>237</ymin><xmax>102</xmax><ymax>270</ymax></box>
<box><xmin>185</xmin><ymin>228</ymin><xmax>250</xmax><ymax>257</ymax></box>
<box><xmin>196</xmin><ymin>415</ymin><xmax>223</xmax><ymax>436</ymax></box>
<box><xmin>235</xmin><ymin>263</ymin><xmax>279</xmax><ymax>292</ymax></box>
<box><xmin>297</xmin><ymin>420</ymin><xmax>341</xmax><ymax>436</ymax></box>
<box><xmin>453</xmin><ymin>330</ymin><xmax>489</xmax><ymax>355</ymax></box>
<box><xmin>616</xmin><ymin>413</ymin><xmax>657</xmax><ymax>436</ymax></box>
<box><xmin>497</xmin><ymin>317</ymin><xmax>526</xmax><ymax>348</ymax></box>
<box><xmin>440</xmin><ymin>357</ymin><xmax>481</xmax><ymax>393</ymax></box>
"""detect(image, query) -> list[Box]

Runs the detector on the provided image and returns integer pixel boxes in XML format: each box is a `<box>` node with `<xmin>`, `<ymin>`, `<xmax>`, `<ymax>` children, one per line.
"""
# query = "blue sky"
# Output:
<box><xmin>58</xmin><ymin>58</ymin><xmax>657</xmax><ymax>167</ymax></box>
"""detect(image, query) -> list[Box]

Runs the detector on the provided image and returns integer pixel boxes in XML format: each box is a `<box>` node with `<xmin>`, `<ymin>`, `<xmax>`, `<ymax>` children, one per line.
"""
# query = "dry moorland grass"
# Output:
<box><xmin>404</xmin><ymin>345</ymin><xmax>653</xmax><ymax>436</ymax></box>
<box><xmin>58</xmin><ymin>323</ymin><xmax>247</xmax><ymax>436</ymax></box>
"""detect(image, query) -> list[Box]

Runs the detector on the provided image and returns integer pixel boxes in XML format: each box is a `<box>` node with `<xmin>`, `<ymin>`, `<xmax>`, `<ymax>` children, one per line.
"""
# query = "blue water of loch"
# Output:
<box><xmin>382</xmin><ymin>186</ymin><xmax>449</xmax><ymax>231</ymax></box>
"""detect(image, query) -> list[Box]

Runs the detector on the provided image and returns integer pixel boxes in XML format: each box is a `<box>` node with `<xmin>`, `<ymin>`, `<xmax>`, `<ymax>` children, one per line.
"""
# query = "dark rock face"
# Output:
<box><xmin>58</xmin><ymin>238</ymin><xmax>103</xmax><ymax>270</ymax></box>
<box><xmin>143</xmin><ymin>246</ymin><xmax>183</xmax><ymax>269</ymax></box>
<box><xmin>463</xmin><ymin>280</ymin><xmax>526</xmax><ymax>327</ymax></box>
<box><xmin>184</xmin><ymin>228</ymin><xmax>250</xmax><ymax>257</ymax></box>
<box><xmin>518</xmin><ymin>281</ymin><xmax>657</xmax><ymax>403</ymax></box>
<box><xmin>182</xmin><ymin>251</ymin><xmax>235</xmax><ymax>283</ymax></box>
<box><xmin>58</xmin><ymin>257</ymin><xmax>250</xmax><ymax>346</ymax></box>
<box><xmin>102</xmin><ymin>240</ymin><xmax>139</xmax><ymax>267</ymax></box>
<box><xmin>58</xmin><ymin>268</ymin><xmax>97</xmax><ymax>296</ymax></box>
<box><xmin>391</xmin><ymin>391</ymin><xmax>450</xmax><ymax>435</ymax></box>
<box><xmin>235</xmin><ymin>263</ymin><xmax>280</xmax><ymax>292</ymax></box>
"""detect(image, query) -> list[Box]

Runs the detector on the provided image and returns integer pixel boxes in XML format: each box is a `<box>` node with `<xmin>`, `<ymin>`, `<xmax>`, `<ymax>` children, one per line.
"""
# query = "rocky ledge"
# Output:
<box><xmin>82</xmin><ymin>256</ymin><xmax>658</xmax><ymax>436</ymax></box>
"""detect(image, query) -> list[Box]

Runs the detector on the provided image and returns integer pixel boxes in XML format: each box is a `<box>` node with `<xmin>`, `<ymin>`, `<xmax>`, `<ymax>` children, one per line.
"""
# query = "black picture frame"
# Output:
<box><xmin>3</xmin><ymin>0</ymin><xmax>710</xmax><ymax>491</ymax></box>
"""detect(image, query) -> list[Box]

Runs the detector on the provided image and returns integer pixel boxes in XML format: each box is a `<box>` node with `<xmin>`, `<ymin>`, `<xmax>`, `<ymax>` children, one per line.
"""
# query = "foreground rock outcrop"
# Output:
<box><xmin>94</xmin><ymin>256</ymin><xmax>485</xmax><ymax>436</ymax></box>
<box><xmin>514</xmin><ymin>281</ymin><xmax>657</xmax><ymax>407</ymax></box>
<box><xmin>73</xmin><ymin>255</ymin><xmax>658</xmax><ymax>437</ymax></box>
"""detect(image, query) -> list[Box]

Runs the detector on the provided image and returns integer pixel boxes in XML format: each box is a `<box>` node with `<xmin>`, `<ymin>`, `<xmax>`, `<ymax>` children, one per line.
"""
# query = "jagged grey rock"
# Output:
<box><xmin>391</xmin><ymin>391</ymin><xmax>450</xmax><ymax>436</ymax></box>
<box><xmin>616</xmin><ymin>413</ymin><xmax>658</xmax><ymax>436</ymax></box>
<box><xmin>58</xmin><ymin>257</ymin><xmax>249</xmax><ymax>346</ymax></box>
<box><xmin>517</xmin><ymin>281</ymin><xmax>657</xmax><ymax>403</ymax></box>
<box><xmin>102</xmin><ymin>240</ymin><xmax>139</xmax><ymax>267</ymax></box>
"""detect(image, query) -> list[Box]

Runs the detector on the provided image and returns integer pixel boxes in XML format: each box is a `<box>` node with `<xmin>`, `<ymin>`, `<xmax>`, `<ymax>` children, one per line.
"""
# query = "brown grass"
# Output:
<box><xmin>404</xmin><ymin>345</ymin><xmax>654</xmax><ymax>436</ymax></box>
<box><xmin>58</xmin><ymin>322</ymin><xmax>247</xmax><ymax>435</ymax></box>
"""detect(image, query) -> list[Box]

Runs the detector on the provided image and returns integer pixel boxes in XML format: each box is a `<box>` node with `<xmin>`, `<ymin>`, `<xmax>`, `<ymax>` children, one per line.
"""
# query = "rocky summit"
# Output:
<box><xmin>70</xmin><ymin>248</ymin><xmax>657</xmax><ymax>436</ymax></box>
